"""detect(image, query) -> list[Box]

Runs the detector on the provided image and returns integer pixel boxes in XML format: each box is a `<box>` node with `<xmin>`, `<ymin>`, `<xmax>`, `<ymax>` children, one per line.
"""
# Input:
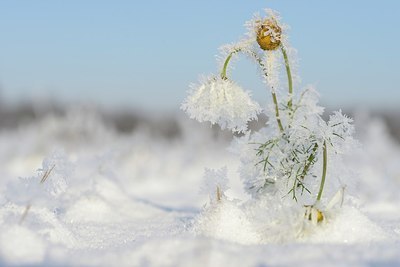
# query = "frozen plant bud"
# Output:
<box><xmin>304</xmin><ymin>205</ymin><xmax>324</xmax><ymax>224</ymax></box>
<box><xmin>256</xmin><ymin>18</ymin><xmax>282</xmax><ymax>51</ymax></box>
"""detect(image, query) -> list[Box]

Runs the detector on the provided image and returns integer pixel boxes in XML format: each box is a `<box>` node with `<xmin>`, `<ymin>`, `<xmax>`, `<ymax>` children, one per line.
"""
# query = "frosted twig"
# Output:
<box><xmin>19</xmin><ymin>204</ymin><xmax>31</xmax><ymax>225</ymax></box>
<box><xmin>19</xmin><ymin>164</ymin><xmax>56</xmax><ymax>224</ymax></box>
<box><xmin>40</xmin><ymin>164</ymin><xmax>56</xmax><ymax>184</ymax></box>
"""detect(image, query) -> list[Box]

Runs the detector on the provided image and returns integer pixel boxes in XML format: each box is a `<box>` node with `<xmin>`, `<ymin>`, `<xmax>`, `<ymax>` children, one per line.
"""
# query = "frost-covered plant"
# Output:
<box><xmin>6</xmin><ymin>150</ymin><xmax>73</xmax><ymax>224</ymax></box>
<box><xmin>182</xmin><ymin>9</ymin><xmax>356</xmax><ymax>225</ymax></box>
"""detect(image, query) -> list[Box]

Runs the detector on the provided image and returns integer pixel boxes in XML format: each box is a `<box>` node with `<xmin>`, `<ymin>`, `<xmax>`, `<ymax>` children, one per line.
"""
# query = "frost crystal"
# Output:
<box><xmin>264</xmin><ymin>51</ymin><xmax>280</xmax><ymax>90</ymax></box>
<box><xmin>181</xmin><ymin>76</ymin><xmax>261</xmax><ymax>133</ymax></box>
<box><xmin>245</xmin><ymin>9</ymin><xmax>287</xmax><ymax>43</ymax></box>
<box><xmin>325</xmin><ymin>110</ymin><xmax>356</xmax><ymax>154</ymax></box>
<box><xmin>5</xmin><ymin>150</ymin><xmax>73</xmax><ymax>206</ymax></box>
<box><xmin>200</xmin><ymin>167</ymin><xmax>229</xmax><ymax>201</ymax></box>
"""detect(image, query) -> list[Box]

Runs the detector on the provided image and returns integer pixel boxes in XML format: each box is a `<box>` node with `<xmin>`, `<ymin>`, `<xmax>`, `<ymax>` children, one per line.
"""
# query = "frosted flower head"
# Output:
<box><xmin>181</xmin><ymin>76</ymin><xmax>261</xmax><ymax>133</ymax></box>
<box><xmin>245</xmin><ymin>9</ymin><xmax>283</xmax><ymax>51</ymax></box>
<box><xmin>256</xmin><ymin>18</ymin><xmax>282</xmax><ymax>51</ymax></box>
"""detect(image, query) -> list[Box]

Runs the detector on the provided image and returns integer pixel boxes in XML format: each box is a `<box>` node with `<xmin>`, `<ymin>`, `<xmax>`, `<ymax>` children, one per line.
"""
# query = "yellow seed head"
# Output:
<box><xmin>256</xmin><ymin>19</ymin><xmax>282</xmax><ymax>51</ymax></box>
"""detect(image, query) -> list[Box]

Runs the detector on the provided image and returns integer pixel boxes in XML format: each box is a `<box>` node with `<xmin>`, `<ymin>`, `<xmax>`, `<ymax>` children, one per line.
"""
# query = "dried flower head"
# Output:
<box><xmin>305</xmin><ymin>205</ymin><xmax>324</xmax><ymax>224</ymax></box>
<box><xmin>181</xmin><ymin>76</ymin><xmax>261</xmax><ymax>133</ymax></box>
<box><xmin>256</xmin><ymin>18</ymin><xmax>282</xmax><ymax>51</ymax></box>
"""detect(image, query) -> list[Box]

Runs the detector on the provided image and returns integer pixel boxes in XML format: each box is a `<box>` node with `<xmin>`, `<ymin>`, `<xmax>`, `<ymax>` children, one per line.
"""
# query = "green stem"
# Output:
<box><xmin>300</xmin><ymin>143</ymin><xmax>318</xmax><ymax>180</ymax></box>
<box><xmin>280</xmin><ymin>45</ymin><xmax>293</xmax><ymax>112</ymax></box>
<box><xmin>271</xmin><ymin>92</ymin><xmax>284</xmax><ymax>132</ymax></box>
<box><xmin>316</xmin><ymin>141</ymin><xmax>327</xmax><ymax>201</ymax></box>
<box><xmin>249</xmin><ymin>51</ymin><xmax>284</xmax><ymax>132</ymax></box>
<box><xmin>220</xmin><ymin>48</ymin><xmax>284</xmax><ymax>132</ymax></box>
<box><xmin>220</xmin><ymin>52</ymin><xmax>235</xmax><ymax>80</ymax></box>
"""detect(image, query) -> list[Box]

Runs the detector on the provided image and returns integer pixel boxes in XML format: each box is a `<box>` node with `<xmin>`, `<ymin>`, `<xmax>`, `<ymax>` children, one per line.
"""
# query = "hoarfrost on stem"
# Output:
<box><xmin>6</xmin><ymin>150</ymin><xmax>73</xmax><ymax>207</ymax></box>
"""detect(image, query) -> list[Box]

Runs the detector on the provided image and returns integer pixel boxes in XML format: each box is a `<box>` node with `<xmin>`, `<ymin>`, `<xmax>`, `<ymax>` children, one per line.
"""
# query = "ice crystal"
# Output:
<box><xmin>200</xmin><ymin>167</ymin><xmax>229</xmax><ymax>202</ymax></box>
<box><xmin>181</xmin><ymin>76</ymin><xmax>261</xmax><ymax>133</ymax></box>
<box><xmin>218</xmin><ymin>39</ymin><xmax>254</xmax><ymax>59</ymax></box>
<box><xmin>217</xmin><ymin>39</ymin><xmax>258</xmax><ymax>74</ymax></box>
<box><xmin>6</xmin><ymin>150</ymin><xmax>73</xmax><ymax>206</ymax></box>
<box><xmin>325</xmin><ymin>110</ymin><xmax>356</xmax><ymax>154</ymax></box>
<box><xmin>245</xmin><ymin>9</ymin><xmax>283</xmax><ymax>39</ymax></box>
<box><xmin>234</xmin><ymin>123</ymin><xmax>319</xmax><ymax>200</ymax></box>
<box><xmin>263</xmin><ymin>51</ymin><xmax>280</xmax><ymax>90</ymax></box>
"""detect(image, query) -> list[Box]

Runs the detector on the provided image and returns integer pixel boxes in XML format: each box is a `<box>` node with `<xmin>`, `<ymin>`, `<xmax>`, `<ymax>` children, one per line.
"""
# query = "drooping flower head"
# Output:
<box><xmin>181</xmin><ymin>76</ymin><xmax>261</xmax><ymax>133</ymax></box>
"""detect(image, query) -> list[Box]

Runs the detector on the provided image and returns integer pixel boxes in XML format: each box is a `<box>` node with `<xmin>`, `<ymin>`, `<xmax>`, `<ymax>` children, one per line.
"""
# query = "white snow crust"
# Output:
<box><xmin>0</xmin><ymin>108</ymin><xmax>399</xmax><ymax>266</ymax></box>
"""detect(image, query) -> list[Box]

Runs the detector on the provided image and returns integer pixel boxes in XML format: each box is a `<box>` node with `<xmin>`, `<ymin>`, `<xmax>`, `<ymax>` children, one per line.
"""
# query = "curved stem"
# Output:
<box><xmin>220</xmin><ymin>48</ymin><xmax>284</xmax><ymax>132</ymax></box>
<box><xmin>252</xmin><ymin>52</ymin><xmax>284</xmax><ymax>132</ymax></box>
<box><xmin>316</xmin><ymin>141</ymin><xmax>327</xmax><ymax>201</ymax></box>
<box><xmin>220</xmin><ymin>52</ymin><xmax>235</xmax><ymax>80</ymax></box>
<box><xmin>280</xmin><ymin>45</ymin><xmax>293</xmax><ymax>112</ymax></box>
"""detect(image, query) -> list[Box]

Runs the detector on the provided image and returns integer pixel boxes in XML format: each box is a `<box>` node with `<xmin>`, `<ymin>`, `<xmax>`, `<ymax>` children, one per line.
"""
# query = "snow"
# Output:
<box><xmin>0</xmin><ymin>108</ymin><xmax>400</xmax><ymax>266</ymax></box>
<box><xmin>195</xmin><ymin>199</ymin><xmax>261</xmax><ymax>245</ymax></box>
<box><xmin>0</xmin><ymin>225</ymin><xmax>46</xmax><ymax>265</ymax></box>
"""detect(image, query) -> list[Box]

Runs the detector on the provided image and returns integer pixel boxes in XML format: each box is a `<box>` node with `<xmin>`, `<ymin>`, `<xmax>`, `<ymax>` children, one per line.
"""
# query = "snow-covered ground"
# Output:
<box><xmin>0</xmin><ymin>107</ymin><xmax>399</xmax><ymax>266</ymax></box>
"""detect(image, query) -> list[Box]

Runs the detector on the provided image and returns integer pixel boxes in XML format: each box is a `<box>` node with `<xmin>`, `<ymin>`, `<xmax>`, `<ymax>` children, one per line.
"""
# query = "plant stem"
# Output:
<box><xmin>271</xmin><ymin>92</ymin><xmax>284</xmax><ymax>132</ymax></box>
<box><xmin>216</xmin><ymin>186</ymin><xmax>222</xmax><ymax>201</ymax></box>
<box><xmin>19</xmin><ymin>204</ymin><xmax>31</xmax><ymax>225</ymax></box>
<box><xmin>220</xmin><ymin>52</ymin><xmax>235</xmax><ymax>80</ymax></box>
<box><xmin>280</xmin><ymin>45</ymin><xmax>293</xmax><ymax>112</ymax></box>
<box><xmin>300</xmin><ymin>143</ymin><xmax>318</xmax><ymax>180</ymax></box>
<box><xmin>316</xmin><ymin>141</ymin><xmax>327</xmax><ymax>201</ymax></box>
<box><xmin>220</xmin><ymin>48</ymin><xmax>284</xmax><ymax>132</ymax></box>
<box><xmin>250</xmin><ymin>51</ymin><xmax>284</xmax><ymax>132</ymax></box>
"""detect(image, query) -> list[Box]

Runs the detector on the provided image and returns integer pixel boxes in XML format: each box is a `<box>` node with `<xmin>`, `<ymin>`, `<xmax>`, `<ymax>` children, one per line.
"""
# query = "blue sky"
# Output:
<box><xmin>0</xmin><ymin>0</ymin><xmax>399</xmax><ymax>111</ymax></box>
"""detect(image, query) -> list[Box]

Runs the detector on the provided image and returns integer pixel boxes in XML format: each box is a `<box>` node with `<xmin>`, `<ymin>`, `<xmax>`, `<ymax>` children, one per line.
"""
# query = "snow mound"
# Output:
<box><xmin>304</xmin><ymin>205</ymin><xmax>390</xmax><ymax>243</ymax></box>
<box><xmin>195</xmin><ymin>199</ymin><xmax>261</xmax><ymax>245</ymax></box>
<box><xmin>0</xmin><ymin>225</ymin><xmax>46</xmax><ymax>265</ymax></box>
